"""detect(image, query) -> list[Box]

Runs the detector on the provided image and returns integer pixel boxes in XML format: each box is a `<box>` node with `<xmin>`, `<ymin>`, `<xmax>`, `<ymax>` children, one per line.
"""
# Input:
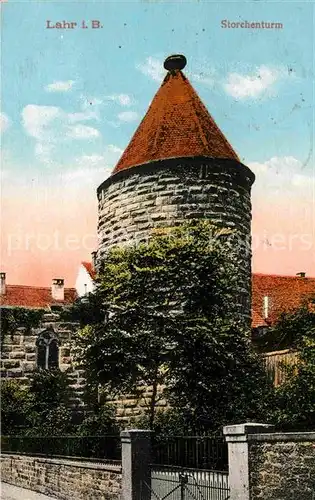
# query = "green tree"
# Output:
<box><xmin>255</xmin><ymin>305</ymin><xmax>315</xmax><ymax>352</ymax></box>
<box><xmin>1</xmin><ymin>380</ymin><xmax>30</xmax><ymax>434</ymax></box>
<box><xmin>77</xmin><ymin>403</ymin><xmax>120</xmax><ymax>436</ymax></box>
<box><xmin>1</xmin><ymin>370</ymin><xmax>75</xmax><ymax>436</ymax></box>
<box><xmin>25</xmin><ymin>369</ymin><xmax>74</xmax><ymax>436</ymax></box>
<box><xmin>270</xmin><ymin>307</ymin><xmax>315</xmax><ymax>430</ymax></box>
<box><xmin>73</xmin><ymin>221</ymin><xmax>273</xmax><ymax>430</ymax></box>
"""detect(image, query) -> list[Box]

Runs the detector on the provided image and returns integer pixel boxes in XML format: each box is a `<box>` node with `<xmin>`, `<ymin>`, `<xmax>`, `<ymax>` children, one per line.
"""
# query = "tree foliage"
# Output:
<box><xmin>254</xmin><ymin>304</ymin><xmax>315</xmax><ymax>352</ymax></box>
<box><xmin>270</xmin><ymin>307</ymin><xmax>315</xmax><ymax>430</ymax></box>
<box><xmin>1</xmin><ymin>369</ymin><xmax>73</xmax><ymax>436</ymax></box>
<box><xmin>1</xmin><ymin>380</ymin><xmax>30</xmax><ymax>434</ymax></box>
<box><xmin>76</xmin><ymin>403</ymin><xmax>121</xmax><ymax>436</ymax></box>
<box><xmin>72</xmin><ymin>221</ymin><xmax>273</xmax><ymax>430</ymax></box>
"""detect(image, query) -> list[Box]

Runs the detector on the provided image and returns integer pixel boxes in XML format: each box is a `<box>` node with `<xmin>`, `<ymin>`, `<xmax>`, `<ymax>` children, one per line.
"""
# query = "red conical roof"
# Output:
<box><xmin>113</xmin><ymin>57</ymin><xmax>240</xmax><ymax>174</ymax></box>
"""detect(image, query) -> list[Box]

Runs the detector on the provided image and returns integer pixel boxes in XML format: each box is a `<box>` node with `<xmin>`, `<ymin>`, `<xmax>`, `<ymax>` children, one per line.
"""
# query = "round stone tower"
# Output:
<box><xmin>97</xmin><ymin>55</ymin><xmax>255</xmax><ymax>325</ymax></box>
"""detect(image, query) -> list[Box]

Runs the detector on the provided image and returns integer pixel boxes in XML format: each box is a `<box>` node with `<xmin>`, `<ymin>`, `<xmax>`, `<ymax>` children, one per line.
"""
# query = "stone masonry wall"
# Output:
<box><xmin>0</xmin><ymin>311</ymin><xmax>85</xmax><ymax>413</ymax></box>
<box><xmin>97</xmin><ymin>157</ymin><xmax>254</xmax><ymax>325</ymax></box>
<box><xmin>249</xmin><ymin>434</ymin><xmax>315</xmax><ymax>500</ymax></box>
<box><xmin>107</xmin><ymin>384</ymin><xmax>168</xmax><ymax>423</ymax></box>
<box><xmin>1</xmin><ymin>454</ymin><xmax>121</xmax><ymax>500</ymax></box>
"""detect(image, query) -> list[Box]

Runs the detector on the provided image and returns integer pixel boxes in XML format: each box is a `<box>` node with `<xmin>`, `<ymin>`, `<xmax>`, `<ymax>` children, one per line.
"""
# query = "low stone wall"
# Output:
<box><xmin>1</xmin><ymin>454</ymin><xmax>121</xmax><ymax>500</ymax></box>
<box><xmin>249</xmin><ymin>432</ymin><xmax>315</xmax><ymax>500</ymax></box>
<box><xmin>224</xmin><ymin>424</ymin><xmax>315</xmax><ymax>500</ymax></box>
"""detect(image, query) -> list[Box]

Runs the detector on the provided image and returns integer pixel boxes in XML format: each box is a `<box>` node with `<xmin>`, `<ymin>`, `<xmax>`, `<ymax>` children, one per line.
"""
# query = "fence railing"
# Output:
<box><xmin>1</xmin><ymin>434</ymin><xmax>228</xmax><ymax>471</ymax></box>
<box><xmin>1</xmin><ymin>435</ymin><xmax>121</xmax><ymax>462</ymax></box>
<box><xmin>152</xmin><ymin>435</ymin><xmax>228</xmax><ymax>471</ymax></box>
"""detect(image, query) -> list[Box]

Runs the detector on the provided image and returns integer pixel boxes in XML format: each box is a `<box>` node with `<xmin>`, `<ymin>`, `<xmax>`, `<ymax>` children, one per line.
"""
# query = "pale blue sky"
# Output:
<box><xmin>1</xmin><ymin>1</ymin><xmax>314</xmax><ymax>171</ymax></box>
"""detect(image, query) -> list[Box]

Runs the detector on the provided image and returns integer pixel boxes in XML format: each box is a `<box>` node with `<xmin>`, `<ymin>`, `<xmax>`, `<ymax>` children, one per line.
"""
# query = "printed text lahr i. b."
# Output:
<box><xmin>46</xmin><ymin>20</ymin><xmax>103</xmax><ymax>29</ymax></box>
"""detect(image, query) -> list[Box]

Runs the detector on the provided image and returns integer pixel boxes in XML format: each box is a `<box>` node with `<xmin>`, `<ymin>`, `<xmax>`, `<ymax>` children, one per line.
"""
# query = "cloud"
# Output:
<box><xmin>137</xmin><ymin>57</ymin><xmax>165</xmax><ymax>82</ymax></box>
<box><xmin>74</xmin><ymin>145</ymin><xmax>123</xmax><ymax>169</ymax></box>
<box><xmin>105</xmin><ymin>94</ymin><xmax>135</xmax><ymax>106</ymax></box>
<box><xmin>223</xmin><ymin>66</ymin><xmax>285</xmax><ymax>99</ymax></box>
<box><xmin>189</xmin><ymin>71</ymin><xmax>214</xmax><ymax>87</ymax></box>
<box><xmin>63</xmin><ymin>145</ymin><xmax>123</xmax><ymax>184</ymax></box>
<box><xmin>34</xmin><ymin>143</ymin><xmax>54</xmax><ymax>163</ymax></box>
<box><xmin>248</xmin><ymin>156</ymin><xmax>314</xmax><ymax>196</ymax></box>
<box><xmin>187</xmin><ymin>60</ymin><xmax>216</xmax><ymax>87</ymax></box>
<box><xmin>67</xmin><ymin>110</ymin><xmax>99</xmax><ymax>123</ymax></box>
<box><xmin>45</xmin><ymin>80</ymin><xmax>75</xmax><ymax>92</ymax></box>
<box><xmin>21</xmin><ymin>104</ymin><xmax>101</xmax><ymax>163</ymax></box>
<box><xmin>22</xmin><ymin>105</ymin><xmax>62</xmax><ymax>141</ymax></box>
<box><xmin>117</xmin><ymin>111</ymin><xmax>139</xmax><ymax>123</ymax></box>
<box><xmin>0</xmin><ymin>113</ymin><xmax>11</xmax><ymax>133</ymax></box>
<box><xmin>66</xmin><ymin>124</ymin><xmax>100</xmax><ymax>139</ymax></box>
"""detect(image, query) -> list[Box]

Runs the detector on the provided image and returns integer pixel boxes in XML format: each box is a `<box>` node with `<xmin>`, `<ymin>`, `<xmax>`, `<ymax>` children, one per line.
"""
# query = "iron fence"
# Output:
<box><xmin>1</xmin><ymin>435</ymin><xmax>121</xmax><ymax>462</ymax></box>
<box><xmin>141</xmin><ymin>465</ymin><xmax>230</xmax><ymax>500</ymax></box>
<box><xmin>152</xmin><ymin>435</ymin><xmax>228</xmax><ymax>471</ymax></box>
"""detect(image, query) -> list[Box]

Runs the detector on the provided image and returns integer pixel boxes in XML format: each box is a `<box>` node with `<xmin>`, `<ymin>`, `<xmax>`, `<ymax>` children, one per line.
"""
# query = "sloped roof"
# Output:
<box><xmin>0</xmin><ymin>285</ymin><xmax>77</xmax><ymax>309</ymax></box>
<box><xmin>113</xmin><ymin>59</ymin><xmax>240</xmax><ymax>174</ymax></box>
<box><xmin>252</xmin><ymin>273</ymin><xmax>315</xmax><ymax>328</ymax></box>
<box><xmin>81</xmin><ymin>261</ymin><xmax>96</xmax><ymax>280</ymax></box>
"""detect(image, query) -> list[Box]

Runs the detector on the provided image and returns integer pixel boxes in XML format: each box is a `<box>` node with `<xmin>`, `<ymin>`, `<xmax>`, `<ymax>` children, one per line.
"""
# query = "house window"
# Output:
<box><xmin>36</xmin><ymin>328</ymin><xmax>59</xmax><ymax>369</ymax></box>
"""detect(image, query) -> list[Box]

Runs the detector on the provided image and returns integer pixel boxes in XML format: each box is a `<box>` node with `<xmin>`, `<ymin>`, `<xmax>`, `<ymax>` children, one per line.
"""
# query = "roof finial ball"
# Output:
<box><xmin>164</xmin><ymin>54</ymin><xmax>187</xmax><ymax>71</ymax></box>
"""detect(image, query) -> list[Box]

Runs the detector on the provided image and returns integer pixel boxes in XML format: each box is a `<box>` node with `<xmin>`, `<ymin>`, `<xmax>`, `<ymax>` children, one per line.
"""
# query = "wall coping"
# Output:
<box><xmin>248</xmin><ymin>432</ymin><xmax>315</xmax><ymax>442</ymax></box>
<box><xmin>224</xmin><ymin>423</ymin><xmax>315</xmax><ymax>443</ymax></box>
<box><xmin>120</xmin><ymin>429</ymin><xmax>153</xmax><ymax>438</ymax></box>
<box><xmin>224</xmin><ymin>423</ymin><xmax>274</xmax><ymax>437</ymax></box>
<box><xmin>1</xmin><ymin>453</ymin><xmax>122</xmax><ymax>473</ymax></box>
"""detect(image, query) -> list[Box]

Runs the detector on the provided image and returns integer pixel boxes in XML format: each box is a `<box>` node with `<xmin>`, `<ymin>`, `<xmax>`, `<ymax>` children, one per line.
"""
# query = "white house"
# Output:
<box><xmin>75</xmin><ymin>261</ymin><xmax>95</xmax><ymax>297</ymax></box>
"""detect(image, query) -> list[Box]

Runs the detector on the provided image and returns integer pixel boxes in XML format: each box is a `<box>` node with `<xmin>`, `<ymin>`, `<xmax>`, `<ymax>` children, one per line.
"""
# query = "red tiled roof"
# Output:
<box><xmin>252</xmin><ymin>274</ymin><xmax>315</xmax><ymax>328</ymax></box>
<box><xmin>1</xmin><ymin>273</ymin><xmax>314</xmax><ymax>322</ymax></box>
<box><xmin>0</xmin><ymin>285</ymin><xmax>77</xmax><ymax>309</ymax></box>
<box><xmin>82</xmin><ymin>261</ymin><xmax>96</xmax><ymax>280</ymax></box>
<box><xmin>252</xmin><ymin>309</ymin><xmax>268</xmax><ymax>329</ymax></box>
<box><xmin>113</xmin><ymin>68</ymin><xmax>239</xmax><ymax>174</ymax></box>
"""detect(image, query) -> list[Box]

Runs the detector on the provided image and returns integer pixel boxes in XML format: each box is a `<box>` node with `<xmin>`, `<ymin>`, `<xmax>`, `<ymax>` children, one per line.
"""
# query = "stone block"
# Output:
<box><xmin>0</xmin><ymin>344</ymin><xmax>12</xmax><ymax>352</ymax></box>
<box><xmin>7</xmin><ymin>369</ymin><xmax>23</xmax><ymax>378</ymax></box>
<box><xmin>10</xmin><ymin>351</ymin><xmax>25</xmax><ymax>360</ymax></box>
<box><xmin>25</xmin><ymin>344</ymin><xmax>36</xmax><ymax>353</ymax></box>
<box><xmin>2</xmin><ymin>360</ymin><xmax>21</xmax><ymax>369</ymax></box>
<box><xmin>10</xmin><ymin>335</ymin><xmax>23</xmax><ymax>344</ymax></box>
<box><xmin>23</xmin><ymin>336</ymin><xmax>37</xmax><ymax>343</ymax></box>
<box><xmin>151</xmin><ymin>213</ymin><xmax>167</xmax><ymax>220</ymax></box>
<box><xmin>133</xmin><ymin>215</ymin><xmax>148</xmax><ymax>224</ymax></box>
<box><xmin>131</xmin><ymin>208</ymin><xmax>146</xmax><ymax>217</ymax></box>
<box><xmin>140</xmin><ymin>200</ymin><xmax>155</xmax><ymax>208</ymax></box>
<box><xmin>22</xmin><ymin>362</ymin><xmax>36</xmax><ymax>372</ymax></box>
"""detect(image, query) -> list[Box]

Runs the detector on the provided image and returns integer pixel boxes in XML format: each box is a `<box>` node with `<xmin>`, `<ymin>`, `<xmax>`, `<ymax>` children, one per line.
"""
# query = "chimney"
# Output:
<box><xmin>0</xmin><ymin>272</ymin><xmax>6</xmax><ymax>295</ymax></box>
<box><xmin>91</xmin><ymin>251</ymin><xmax>97</xmax><ymax>270</ymax></box>
<box><xmin>296</xmin><ymin>272</ymin><xmax>306</xmax><ymax>278</ymax></box>
<box><xmin>263</xmin><ymin>295</ymin><xmax>269</xmax><ymax>319</ymax></box>
<box><xmin>52</xmin><ymin>278</ymin><xmax>65</xmax><ymax>301</ymax></box>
